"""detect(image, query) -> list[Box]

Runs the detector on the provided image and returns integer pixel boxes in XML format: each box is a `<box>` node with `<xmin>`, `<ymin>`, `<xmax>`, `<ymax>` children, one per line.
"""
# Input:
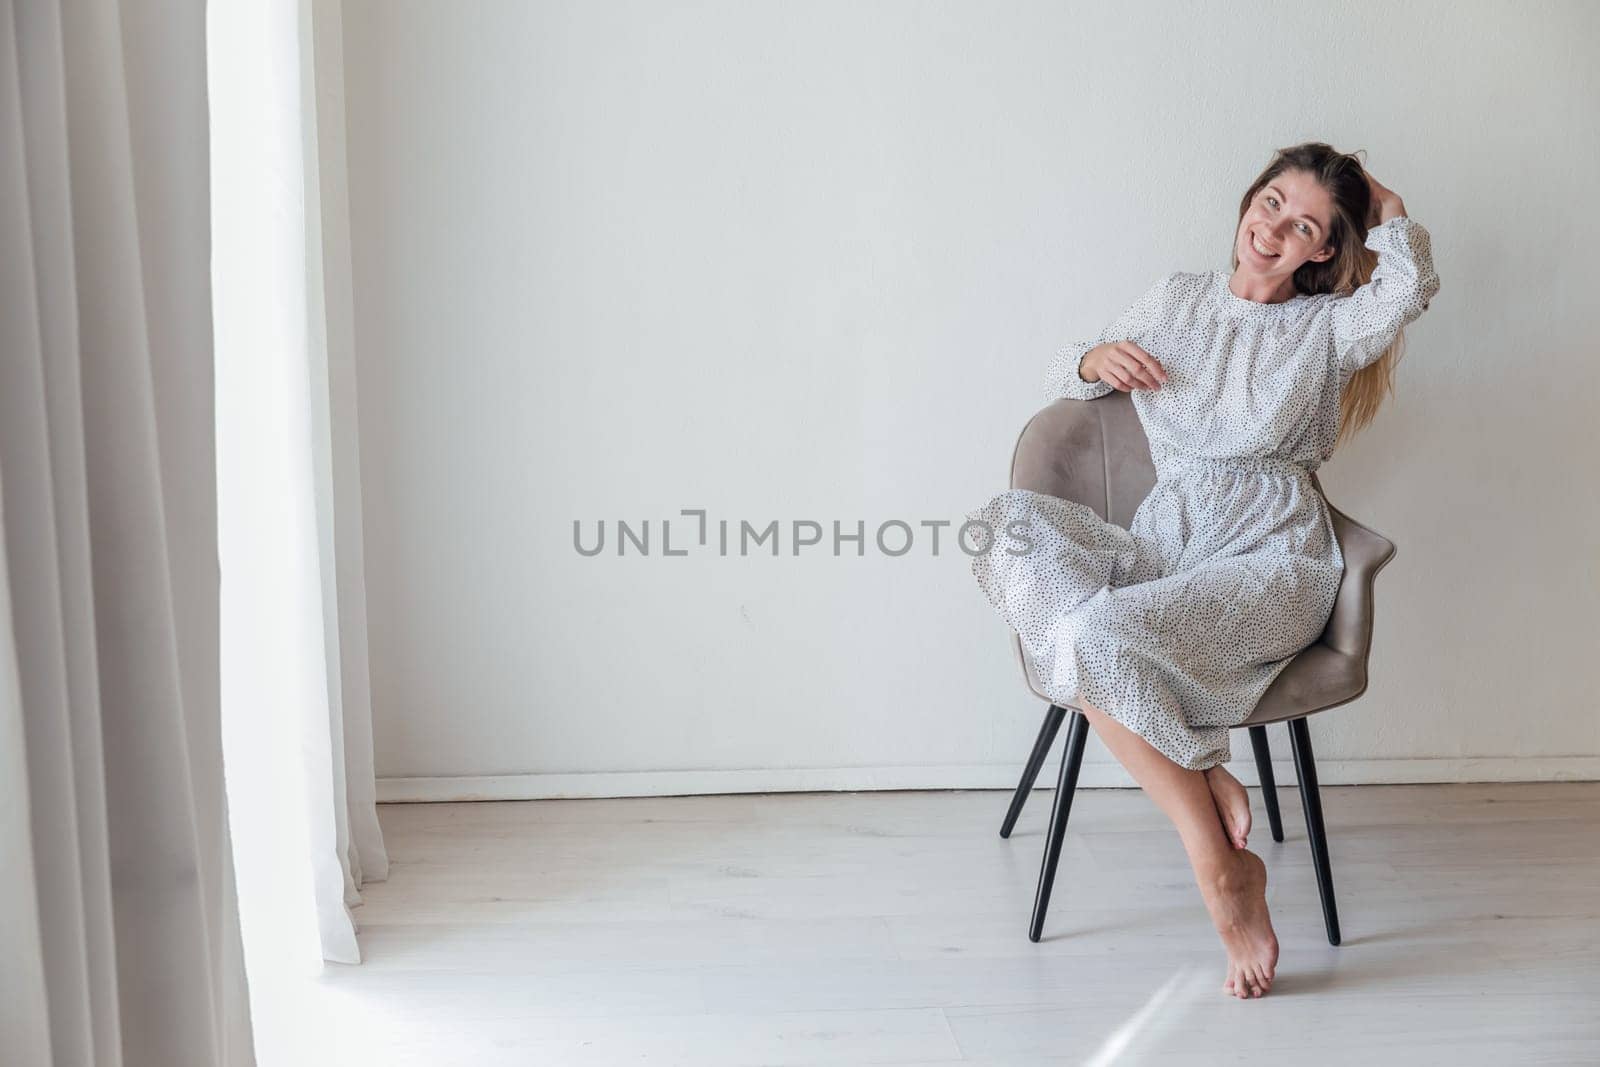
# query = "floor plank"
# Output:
<box><xmin>262</xmin><ymin>784</ymin><xmax>1599</xmax><ymax>1065</ymax></box>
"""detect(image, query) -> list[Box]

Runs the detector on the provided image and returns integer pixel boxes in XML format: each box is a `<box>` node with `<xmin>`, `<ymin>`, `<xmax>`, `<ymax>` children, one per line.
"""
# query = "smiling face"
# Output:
<box><xmin>1234</xmin><ymin>168</ymin><xmax>1336</xmax><ymax>284</ymax></box>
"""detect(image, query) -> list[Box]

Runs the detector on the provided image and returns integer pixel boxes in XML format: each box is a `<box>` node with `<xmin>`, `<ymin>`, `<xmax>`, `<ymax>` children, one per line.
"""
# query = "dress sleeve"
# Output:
<box><xmin>1330</xmin><ymin>215</ymin><xmax>1441</xmax><ymax>376</ymax></box>
<box><xmin>1043</xmin><ymin>273</ymin><xmax>1174</xmax><ymax>402</ymax></box>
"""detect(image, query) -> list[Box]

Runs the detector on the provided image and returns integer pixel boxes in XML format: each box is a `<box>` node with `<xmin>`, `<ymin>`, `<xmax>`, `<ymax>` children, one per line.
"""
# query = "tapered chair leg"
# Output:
<box><xmin>1000</xmin><ymin>705</ymin><xmax>1069</xmax><ymax>838</ymax></box>
<box><xmin>1248</xmin><ymin>725</ymin><xmax>1285</xmax><ymax>843</ymax></box>
<box><xmin>1029</xmin><ymin>709</ymin><xmax>1090</xmax><ymax>943</ymax></box>
<box><xmin>1287</xmin><ymin>716</ymin><xmax>1341</xmax><ymax>946</ymax></box>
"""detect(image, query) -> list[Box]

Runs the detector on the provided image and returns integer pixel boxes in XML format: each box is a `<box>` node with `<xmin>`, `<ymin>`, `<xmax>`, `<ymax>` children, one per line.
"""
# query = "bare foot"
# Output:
<box><xmin>1204</xmin><ymin>765</ymin><xmax>1251</xmax><ymax>849</ymax></box>
<box><xmin>1201</xmin><ymin>849</ymin><xmax>1279</xmax><ymax>999</ymax></box>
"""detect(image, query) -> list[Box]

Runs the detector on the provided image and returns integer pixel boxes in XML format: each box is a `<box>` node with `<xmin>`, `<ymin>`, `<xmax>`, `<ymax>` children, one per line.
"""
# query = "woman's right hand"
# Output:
<box><xmin>1080</xmin><ymin>341</ymin><xmax>1168</xmax><ymax>391</ymax></box>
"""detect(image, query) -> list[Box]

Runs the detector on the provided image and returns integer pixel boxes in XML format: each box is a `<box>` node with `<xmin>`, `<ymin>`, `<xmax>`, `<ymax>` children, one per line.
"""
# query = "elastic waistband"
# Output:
<box><xmin>1156</xmin><ymin>454</ymin><xmax>1314</xmax><ymax>481</ymax></box>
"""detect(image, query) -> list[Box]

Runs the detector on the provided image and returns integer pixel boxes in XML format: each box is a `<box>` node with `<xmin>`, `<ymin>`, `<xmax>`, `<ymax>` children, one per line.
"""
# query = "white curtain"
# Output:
<box><xmin>210</xmin><ymin>0</ymin><xmax>388</xmax><ymax>975</ymax></box>
<box><xmin>0</xmin><ymin>0</ymin><xmax>255</xmax><ymax>1064</ymax></box>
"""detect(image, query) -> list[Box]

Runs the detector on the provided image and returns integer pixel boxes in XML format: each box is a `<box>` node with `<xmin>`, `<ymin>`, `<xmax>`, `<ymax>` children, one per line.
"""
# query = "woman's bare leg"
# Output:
<box><xmin>1204</xmin><ymin>765</ymin><xmax>1253</xmax><ymax>850</ymax></box>
<box><xmin>1076</xmin><ymin>698</ymin><xmax>1279</xmax><ymax>999</ymax></box>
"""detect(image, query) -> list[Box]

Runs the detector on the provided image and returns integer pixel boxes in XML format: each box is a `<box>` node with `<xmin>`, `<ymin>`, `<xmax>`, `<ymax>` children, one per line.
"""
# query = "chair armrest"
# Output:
<box><xmin>1312</xmin><ymin>475</ymin><xmax>1398</xmax><ymax>660</ymax></box>
<box><xmin>1009</xmin><ymin>398</ymin><xmax>1106</xmax><ymax>507</ymax></box>
<box><xmin>1010</xmin><ymin>394</ymin><xmax>1155</xmax><ymax>526</ymax></box>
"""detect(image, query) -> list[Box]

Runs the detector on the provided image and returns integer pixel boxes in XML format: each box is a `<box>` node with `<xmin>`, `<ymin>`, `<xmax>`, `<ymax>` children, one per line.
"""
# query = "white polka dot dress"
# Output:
<box><xmin>967</xmin><ymin>216</ymin><xmax>1440</xmax><ymax>771</ymax></box>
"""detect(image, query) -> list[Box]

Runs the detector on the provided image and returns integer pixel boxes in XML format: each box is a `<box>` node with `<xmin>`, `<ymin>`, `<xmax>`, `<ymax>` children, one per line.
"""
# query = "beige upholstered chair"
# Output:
<box><xmin>995</xmin><ymin>393</ymin><xmax>1398</xmax><ymax>945</ymax></box>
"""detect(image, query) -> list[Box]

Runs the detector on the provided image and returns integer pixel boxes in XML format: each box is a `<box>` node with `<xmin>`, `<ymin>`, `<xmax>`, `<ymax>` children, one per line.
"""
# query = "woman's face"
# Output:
<box><xmin>1235</xmin><ymin>168</ymin><xmax>1336</xmax><ymax>280</ymax></box>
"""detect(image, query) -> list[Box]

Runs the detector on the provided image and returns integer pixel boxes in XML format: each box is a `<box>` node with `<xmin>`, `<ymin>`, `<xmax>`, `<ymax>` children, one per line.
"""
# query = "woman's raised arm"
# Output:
<box><xmin>1331</xmin><ymin>174</ymin><xmax>1441</xmax><ymax>376</ymax></box>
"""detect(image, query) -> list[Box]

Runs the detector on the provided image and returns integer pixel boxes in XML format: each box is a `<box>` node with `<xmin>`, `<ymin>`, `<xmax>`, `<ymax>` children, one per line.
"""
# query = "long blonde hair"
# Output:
<box><xmin>1232</xmin><ymin>142</ymin><xmax>1401</xmax><ymax>448</ymax></box>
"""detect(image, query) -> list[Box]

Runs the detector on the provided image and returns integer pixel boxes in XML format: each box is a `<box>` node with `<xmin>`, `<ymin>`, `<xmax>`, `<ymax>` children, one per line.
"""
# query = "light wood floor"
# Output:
<box><xmin>291</xmin><ymin>783</ymin><xmax>1597</xmax><ymax>1065</ymax></box>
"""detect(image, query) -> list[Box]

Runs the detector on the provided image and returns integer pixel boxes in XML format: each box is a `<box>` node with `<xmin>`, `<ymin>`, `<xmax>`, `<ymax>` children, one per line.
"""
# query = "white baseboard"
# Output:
<box><xmin>376</xmin><ymin>757</ymin><xmax>1600</xmax><ymax>803</ymax></box>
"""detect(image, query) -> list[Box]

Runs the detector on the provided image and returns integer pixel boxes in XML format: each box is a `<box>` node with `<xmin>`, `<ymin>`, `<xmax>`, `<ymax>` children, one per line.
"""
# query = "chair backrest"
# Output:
<box><xmin>1009</xmin><ymin>393</ymin><xmax>1397</xmax><ymax>659</ymax></box>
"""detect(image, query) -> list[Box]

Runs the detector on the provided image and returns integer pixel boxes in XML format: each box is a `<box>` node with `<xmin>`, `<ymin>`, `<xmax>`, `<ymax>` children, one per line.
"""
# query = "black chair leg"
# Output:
<box><xmin>1248</xmin><ymin>725</ymin><xmax>1285</xmax><ymax>844</ymax></box>
<box><xmin>1029</xmin><ymin>709</ymin><xmax>1090</xmax><ymax>943</ymax></box>
<box><xmin>1000</xmin><ymin>705</ymin><xmax>1068</xmax><ymax>838</ymax></box>
<box><xmin>1287</xmin><ymin>715</ymin><xmax>1341</xmax><ymax>946</ymax></box>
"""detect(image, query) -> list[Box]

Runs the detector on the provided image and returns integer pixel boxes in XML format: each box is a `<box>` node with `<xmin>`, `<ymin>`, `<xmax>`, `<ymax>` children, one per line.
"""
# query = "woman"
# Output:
<box><xmin>965</xmin><ymin>142</ymin><xmax>1440</xmax><ymax>999</ymax></box>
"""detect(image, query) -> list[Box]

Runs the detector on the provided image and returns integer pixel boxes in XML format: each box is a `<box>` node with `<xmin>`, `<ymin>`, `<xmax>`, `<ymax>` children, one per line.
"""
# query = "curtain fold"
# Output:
<box><xmin>0</xmin><ymin>0</ymin><xmax>254</xmax><ymax>1064</ymax></box>
<box><xmin>303</xmin><ymin>0</ymin><xmax>389</xmax><ymax>934</ymax></box>
<box><xmin>211</xmin><ymin>0</ymin><xmax>387</xmax><ymax>973</ymax></box>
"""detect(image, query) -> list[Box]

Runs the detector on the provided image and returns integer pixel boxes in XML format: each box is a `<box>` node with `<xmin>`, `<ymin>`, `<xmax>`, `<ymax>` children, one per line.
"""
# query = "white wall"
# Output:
<box><xmin>338</xmin><ymin>0</ymin><xmax>1600</xmax><ymax>797</ymax></box>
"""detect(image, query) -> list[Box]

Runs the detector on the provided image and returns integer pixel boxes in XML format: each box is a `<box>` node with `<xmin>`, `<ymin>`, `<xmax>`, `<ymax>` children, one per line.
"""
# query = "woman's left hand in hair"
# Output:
<box><xmin>1364</xmin><ymin>172</ymin><xmax>1407</xmax><ymax>226</ymax></box>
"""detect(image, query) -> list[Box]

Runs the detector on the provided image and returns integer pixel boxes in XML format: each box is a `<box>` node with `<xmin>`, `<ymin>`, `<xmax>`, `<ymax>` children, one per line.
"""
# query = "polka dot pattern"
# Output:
<box><xmin>968</xmin><ymin>216</ymin><xmax>1440</xmax><ymax>770</ymax></box>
